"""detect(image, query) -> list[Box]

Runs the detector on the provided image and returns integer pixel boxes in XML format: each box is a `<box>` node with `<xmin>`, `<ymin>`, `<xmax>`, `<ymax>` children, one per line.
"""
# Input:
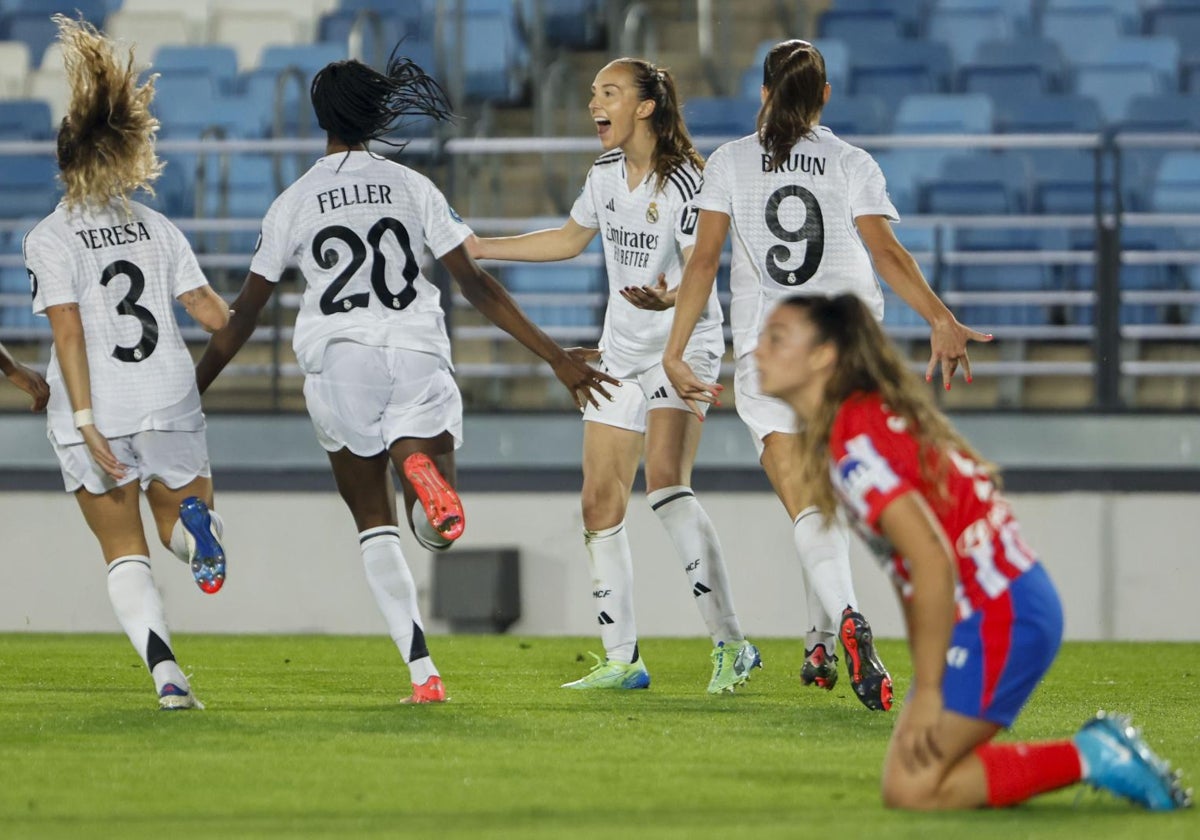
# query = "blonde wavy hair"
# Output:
<box><xmin>53</xmin><ymin>14</ymin><xmax>162</xmax><ymax>211</ymax></box>
<box><xmin>787</xmin><ymin>294</ymin><xmax>999</xmax><ymax>518</ymax></box>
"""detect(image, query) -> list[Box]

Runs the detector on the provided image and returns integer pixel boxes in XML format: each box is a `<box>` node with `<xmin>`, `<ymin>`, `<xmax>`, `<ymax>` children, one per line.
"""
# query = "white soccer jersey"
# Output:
<box><xmin>695</xmin><ymin>128</ymin><xmax>899</xmax><ymax>359</ymax></box>
<box><xmin>571</xmin><ymin>150</ymin><xmax>724</xmax><ymax>379</ymax></box>
<box><xmin>251</xmin><ymin>151</ymin><xmax>472</xmax><ymax>374</ymax></box>
<box><xmin>26</xmin><ymin>199</ymin><xmax>208</xmax><ymax>443</ymax></box>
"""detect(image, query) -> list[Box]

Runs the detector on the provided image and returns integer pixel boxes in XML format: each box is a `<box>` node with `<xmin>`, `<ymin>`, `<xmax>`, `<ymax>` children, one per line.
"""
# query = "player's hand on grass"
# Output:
<box><xmin>926</xmin><ymin>318</ymin><xmax>992</xmax><ymax>391</ymax></box>
<box><xmin>6</xmin><ymin>362</ymin><xmax>49</xmax><ymax>411</ymax></box>
<box><xmin>80</xmin><ymin>424</ymin><xmax>128</xmax><ymax>481</ymax></box>
<box><xmin>552</xmin><ymin>349</ymin><xmax>619</xmax><ymax>411</ymax></box>
<box><xmin>663</xmin><ymin>355</ymin><xmax>722</xmax><ymax>422</ymax></box>
<box><xmin>895</xmin><ymin>688</ymin><xmax>945</xmax><ymax>773</ymax></box>
<box><xmin>619</xmin><ymin>273</ymin><xmax>674</xmax><ymax>311</ymax></box>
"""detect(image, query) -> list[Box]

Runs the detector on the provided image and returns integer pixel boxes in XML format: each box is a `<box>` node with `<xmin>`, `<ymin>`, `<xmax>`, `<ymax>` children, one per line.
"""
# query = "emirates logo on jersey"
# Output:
<box><xmin>645</xmin><ymin>202</ymin><xmax>659</xmax><ymax>224</ymax></box>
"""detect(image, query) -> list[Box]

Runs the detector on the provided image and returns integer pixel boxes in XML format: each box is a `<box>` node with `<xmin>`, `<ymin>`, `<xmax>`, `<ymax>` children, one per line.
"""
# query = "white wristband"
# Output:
<box><xmin>73</xmin><ymin>408</ymin><xmax>95</xmax><ymax>429</ymax></box>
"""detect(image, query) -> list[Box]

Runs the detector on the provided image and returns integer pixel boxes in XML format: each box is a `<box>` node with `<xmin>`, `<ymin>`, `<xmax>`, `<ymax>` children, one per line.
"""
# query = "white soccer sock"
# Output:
<box><xmin>792</xmin><ymin>507</ymin><xmax>856</xmax><ymax>651</ymax></box>
<box><xmin>411</xmin><ymin>499</ymin><xmax>452</xmax><ymax>552</ymax></box>
<box><xmin>360</xmin><ymin>526</ymin><xmax>438</xmax><ymax>685</ymax></box>
<box><xmin>169</xmin><ymin>508</ymin><xmax>225</xmax><ymax>563</ymax></box>
<box><xmin>584</xmin><ymin>521</ymin><xmax>638</xmax><ymax>664</ymax></box>
<box><xmin>648</xmin><ymin>485</ymin><xmax>745</xmax><ymax>646</ymax></box>
<box><xmin>106</xmin><ymin>556</ymin><xmax>185</xmax><ymax>693</ymax></box>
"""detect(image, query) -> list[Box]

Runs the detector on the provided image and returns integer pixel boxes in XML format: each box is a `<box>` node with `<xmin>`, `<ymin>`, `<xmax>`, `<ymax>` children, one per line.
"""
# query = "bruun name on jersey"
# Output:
<box><xmin>73</xmin><ymin>221</ymin><xmax>152</xmax><ymax>250</ymax></box>
<box><xmin>761</xmin><ymin>153</ymin><xmax>827</xmax><ymax>176</ymax></box>
<box><xmin>605</xmin><ymin>222</ymin><xmax>659</xmax><ymax>269</ymax></box>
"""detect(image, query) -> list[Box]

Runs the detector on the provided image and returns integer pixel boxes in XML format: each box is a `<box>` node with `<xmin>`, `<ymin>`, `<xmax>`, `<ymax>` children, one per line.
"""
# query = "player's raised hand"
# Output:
<box><xmin>551</xmin><ymin>349</ymin><xmax>619</xmax><ymax>410</ymax></box>
<box><xmin>663</xmin><ymin>356</ymin><xmax>722</xmax><ymax>422</ymax></box>
<box><xmin>926</xmin><ymin>318</ymin><xmax>992</xmax><ymax>391</ymax></box>
<box><xmin>79</xmin><ymin>424</ymin><xmax>128</xmax><ymax>481</ymax></box>
<box><xmin>6</xmin><ymin>362</ymin><xmax>49</xmax><ymax>411</ymax></box>
<box><xmin>619</xmin><ymin>273</ymin><xmax>674</xmax><ymax>311</ymax></box>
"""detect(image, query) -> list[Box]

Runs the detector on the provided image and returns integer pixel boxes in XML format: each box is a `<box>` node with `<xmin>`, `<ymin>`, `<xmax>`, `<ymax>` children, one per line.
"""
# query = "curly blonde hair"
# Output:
<box><xmin>787</xmin><ymin>294</ymin><xmax>999</xmax><ymax>518</ymax></box>
<box><xmin>53</xmin><ymin>14</ymin><xmax>162</xmax><ymax>211</ymax></box>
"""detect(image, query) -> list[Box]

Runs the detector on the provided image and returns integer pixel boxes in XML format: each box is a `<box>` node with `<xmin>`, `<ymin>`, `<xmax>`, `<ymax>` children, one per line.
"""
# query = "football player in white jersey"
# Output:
<box><xmin>0</xmin><ymin>341</ymin><xmax>49</xmax><ymax>409</ymax></box>
<box><xmin>659</xmin><ymin>40</ymin><xmax>992</xmax><ymax>711</ymax></box>
<box><xmin>24</xmin><ymin>17</ymin><xmax>231</xmax><ymax>710</ymax></box>
<box><xmin>469</xmin><ymin>58</ymin><xmax>761</xmax><ymax>694</ymax></box>
<box><xmin>195</xmin><ymin>53</ymin><xmax>616</xmax><ymax>705</ymax></box>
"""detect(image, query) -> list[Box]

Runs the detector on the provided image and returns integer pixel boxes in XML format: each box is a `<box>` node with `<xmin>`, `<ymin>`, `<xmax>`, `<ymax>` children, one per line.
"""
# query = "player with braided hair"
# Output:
<box><xmin>197</xmin><ymin>49</ymin><xmax>616</xmax><ymax>705</ymax></box>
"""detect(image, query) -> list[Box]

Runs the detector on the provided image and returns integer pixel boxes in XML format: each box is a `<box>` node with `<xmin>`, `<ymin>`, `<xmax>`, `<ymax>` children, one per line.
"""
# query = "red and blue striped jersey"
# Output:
<box><xmin>828</xmin><ymin>392</ymin><xmax>1037</xmax><ymax>618</ymax></box>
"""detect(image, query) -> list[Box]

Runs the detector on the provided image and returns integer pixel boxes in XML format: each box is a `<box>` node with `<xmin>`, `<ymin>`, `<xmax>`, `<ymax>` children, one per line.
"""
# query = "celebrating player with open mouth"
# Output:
<box><xmin>196</xmin><ymin>49</ymin><xmax>616</xmax><ymax>705</ymax></box>
<box><xmin>755</xmin><ymin>292</ymin><xmax>1191</xmax><ymax>812</ymax></box>
<box><xmin>25</xmin><ymin>16</ymin><xmax>232</xmax><ymax>710</ymax></box>
<box><xmin>470</xmin><ymin>58</ymin><xmax>761</xmax><ymax>694</ymax></box>
<box><xmin>661</xmin><ymin>39</ymin><xmax>990</xmax><ymax>711</ymax></box>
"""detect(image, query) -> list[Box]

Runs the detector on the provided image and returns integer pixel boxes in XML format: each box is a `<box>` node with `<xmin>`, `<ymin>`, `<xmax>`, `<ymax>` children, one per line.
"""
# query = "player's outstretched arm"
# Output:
<box><xmin>441</xmin><ymin>244</ymin><xmax>618</xmax><ymax>410</ymax></box>
<box><xmin>0</xmin><ymin>340</ymin><xmax>49</xmax><ymax>411</ymax></box>
<box><xmin>878</xmin><ymin>491</ymin><xmax>958</xmax><ymax>771</ymax></box>
<box><xmin>195</xmin><ymin>272</ymin><xmax>275</xmax><ymax>394</ymax></box>
<box><xmin>663</xmin><ymin>211</ymin><xmax>728</xmax><ymax>419</ymax></box>
<box><xmin>466</xmin><ymin>218</ymin><xmax>597</xmax><ymax>263</ymax></box>
<box><xmin>856</xmin><ymin>216</ymin><xmax>993</xmax><ymax>390</ymax></box>
<box><xmin>178</xmin><ymin>285</ymin><xmax>231</xmax><ymax>334</ymax></box>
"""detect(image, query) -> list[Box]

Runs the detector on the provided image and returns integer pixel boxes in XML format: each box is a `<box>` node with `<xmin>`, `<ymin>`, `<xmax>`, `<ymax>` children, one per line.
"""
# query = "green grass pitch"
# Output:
<box><xmin>0</xmin><ymin>635</ymin><xmax>1196</xmax><ymax>838</ymax></box>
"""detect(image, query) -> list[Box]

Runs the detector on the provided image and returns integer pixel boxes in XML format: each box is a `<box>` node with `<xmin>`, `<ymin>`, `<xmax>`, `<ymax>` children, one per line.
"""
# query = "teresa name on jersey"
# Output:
<box><xmin>316</xmin><ymin>183</ymin><xmax>394</xmax><ymax>213</ymax></box>
<box><xmin>605</xmin><ymin>223</ymin><xmax>658</xmax><ymax>268</ymax></box>
<box><xmin>74</xmin><ymin>221</ymin><xmax>152</xmax><ymax>250</ymax></box>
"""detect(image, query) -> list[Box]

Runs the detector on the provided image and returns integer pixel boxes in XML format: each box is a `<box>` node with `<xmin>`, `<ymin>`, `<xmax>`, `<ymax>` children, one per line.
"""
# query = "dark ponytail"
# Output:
<box><xmin>757</xmin><ymin>40</ymin><xmax>827</xmax><ymax>170</ymax></box>
<box><xmin>310</xmin><ymin>44</ymin><xmax>455</xmax><ymax>150</ymax></box>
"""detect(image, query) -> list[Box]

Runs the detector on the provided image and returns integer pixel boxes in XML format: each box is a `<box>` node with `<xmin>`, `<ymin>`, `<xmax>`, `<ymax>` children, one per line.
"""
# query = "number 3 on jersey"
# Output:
<box><xmin>100</xmin><ymin>259</ymin><xmax>158</xmax><ymax>363</ymax></box>
<box><xmin>764</xmin><ymin>184</ymin><xmax>824</xmax><ymax>287</ymax></box>
<box><xmin>314</xmin><ymin>216</ymin><xmax>419</xmax><ymax>315</ymax></box>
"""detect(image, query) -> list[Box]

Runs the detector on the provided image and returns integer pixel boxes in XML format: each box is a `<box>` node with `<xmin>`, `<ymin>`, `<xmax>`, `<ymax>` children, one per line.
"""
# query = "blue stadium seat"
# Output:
<box><xmin>338</xmin><ymin>0</ymin><xmax>429</xmax><ymax>39</ymax></box>
<box><xmin>1150</xmin><ymin>152</ymin><xmax>1200</xmax><ymax>212</ymax></box>
<box><xmin>894</xmin><ymin>93</ymin><xmax>994</xmax><ymax>134</ymax></box>
<box><xmin>876</xmin><ymin>149</ymin><xmax>953</xmax><ymax>213</ymax></box>
<box><xmin>240</xmin><ymin>69</ymin><xmax>318</xmax><ymax>137</ymax></box>
<box><xmin>682</xmin><ymin>96</ymin><xmax>759</xmax><ymax>137</ymax></box>
<box><xmin>504</xmin><ymin>263</ymin><xmax>603</xmax><ymax>328</ymax></box>
<box><xmin>922</xmin><ymin>152</ymin><xmax>1030</xmax><ymax>214</ymax></box>
<box><xmin>152</xmin><ymin>76</ymin><xmax>218</xmax><ymax>138</ymax></box>
<box><xmin>443</xmin><ymin>4</ymin><xmax>529</xmax><ymax>102</ymax></box>
<box><xmin>958</xmin><ymin>37</ymin><xmax>1065</xmax><ymax>101</ymax></box>
<box><xmin>318</xmin><ymin>9</ymin><xmax>408</xmax><ymax>64</ymax></box>
<box><xmin>0</xmin><ymin>13</ymin><xmax>61</xmax><ymax>67</ymax></box>
<box><xmin>1145</xmin><ymin>4</ymin><xmax>1200</xmax><ymax>90</ymax></box>
<box><xmin>818</xmin><ymin>9</ymin><xmax>903</xmax><ymax>53</ymax></box>
<box><xmin>850</xmin><ymin>40</ymin><xmax>953</xmax><ymax>100</ymax></box>
<box><xmin>0</xmin><ymin>155</ymin><xmax>58</xmax><ymax>219</ymax></box>
<box><xmin>1031</xmin><ymin>151</ymin><xmax>1120</xmax><ymax>213</ymax></box>
<box><xmin>936</xmin><ymin>0</ymin><xmax>1038</xmax><ymax>33</ymax></box>
<box><xmin>820</xmin><ymin>94</ymin><xmax>891</xmax><ymax>135</ymax></box>
<box><xmin>259</xmin><ymin>44</ymin><xmax>348</xmax><ymax>79</ymax></box>
<box><xmin>1074</xmin><ymin>65</ymin><xmax>1166</xmax><ymax>124</ymax></box>
<box><xmin>998</xmin><ymin>94</ymin><xmax>1103</xmax><ymax>132</ymax></box>
<box><xmin>1043</xmin><ymin>0</ymin><xmax>1142</xmax><ymax>31</ymax></box>
<box><xmin>1041</xmin><ymin>8</ymin><xmax>1124</xmax><ymax>65</ymax></box>
<box><xmin>929</xmin><ymin>7</ymin><xmax>1014</xmax><ymax>68</ymax></box>
<box><xmin>140</xmin><ymin>163</ymin><xmax>189</xmax><ymax>218</ymax></box>
<box><xmin>0</xmin><ymin>100</ymin><xmax>52</xmax><ymax>140</ymax></box>
<box><xmin>199</xmin><ymin>155</ymin><xmax>282</xmax><ymax>251</ymax></box>
<box><xmin>153</xmin><ymin>46</ymin><xmax>240</xmax><ymax>96</ymax></box>
<box><xmin>827</xmin><ymin>0</ymin><xmax>926</xmax><ymax>37</ymax></box>
<box><xmin>881</xmin><ymin>288</ymin><xmax>928</xmax><ymax>328</ymax></box>
<box><xmin>8</xmin><ymin>0</ymin><xmax>107</xmax><ymax>25</ymax></box>
<box><xmin>518</xmin><ymin>0</ymin><xmax>604</xmax><ymax>48</ymax></box>
<box><xmin>1119</xmin><ymin>93</ymin><xmax>1200</xmax><ymax>133</ymax></box>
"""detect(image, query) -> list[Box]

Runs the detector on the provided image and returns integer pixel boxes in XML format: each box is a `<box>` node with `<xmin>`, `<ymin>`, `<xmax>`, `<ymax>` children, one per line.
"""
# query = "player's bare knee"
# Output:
<box><xmin>643</xmin><ymin>464</ymin><xmax>684</xmax><ymax>493</ymax></box>
<box><xmin>580</xmin><ymin>484</ymin><xmax>625</xmax><ymax>531</ymax></box>
<box><xmin>881</xmin><ymin>772</ymin><xmax>937</xmax><ymax>810</ymax></box>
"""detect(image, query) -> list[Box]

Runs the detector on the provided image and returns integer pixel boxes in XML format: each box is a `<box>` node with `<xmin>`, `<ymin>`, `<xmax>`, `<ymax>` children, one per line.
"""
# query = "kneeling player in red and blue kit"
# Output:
<box><xmin>755</xmin><ymin>292</ymin><xmax>1190</xmax><ymax>811</ymax></box>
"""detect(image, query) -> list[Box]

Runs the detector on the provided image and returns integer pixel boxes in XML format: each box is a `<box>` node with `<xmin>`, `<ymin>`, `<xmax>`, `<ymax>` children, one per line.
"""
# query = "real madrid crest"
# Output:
<box><xmin>645</xmin><ymin>201</ymin><xmax>659</xmax><ymax>224</ymax></box>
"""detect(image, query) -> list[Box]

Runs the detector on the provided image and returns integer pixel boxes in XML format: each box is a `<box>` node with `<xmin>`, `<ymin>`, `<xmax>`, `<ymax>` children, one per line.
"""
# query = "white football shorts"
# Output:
<box><xmin>303</xmin><ymin>340</ymin><xmax>464</xmax><ymax>457</ymax></box>
<box><xmin>51</xmin><ymin>427</ymin><xmax>211</xmax><ymax>495</ymax></box>
<box><xmin>734</xmin><ymin>352</ymin><xmax>801</xmax><ymax>457</ymax></box>
<box><xmin>583</xmin><ymin>352</ymin><xmax>719</xmax><ymax>434</ymax></box>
